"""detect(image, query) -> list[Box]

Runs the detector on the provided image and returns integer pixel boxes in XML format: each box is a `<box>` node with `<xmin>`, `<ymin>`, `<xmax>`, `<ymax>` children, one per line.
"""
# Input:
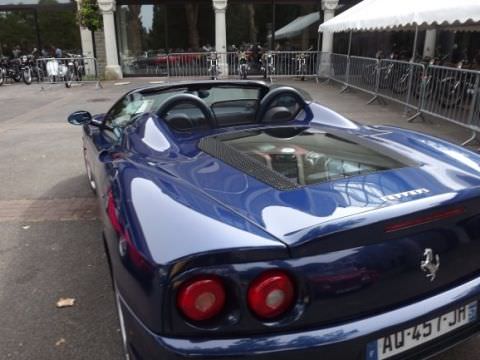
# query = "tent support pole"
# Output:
<box><xmin>316</xmin><ymin>30</ymin><xmax>322</xmax><ymax>83</ymax></box>
<box><xmin>347</xmin><ymin>30</ymin><xmax>352</xmax><ymax>57</ymax></box>
<box><xmin>340</xmin><ymin>31</ymin><xmax>353</xmax><ymax>93</ymax></box>
<box><xmin>404</xmin><ymin>26</ymin><xmax>419</xmax><ymax>117</ymax></box>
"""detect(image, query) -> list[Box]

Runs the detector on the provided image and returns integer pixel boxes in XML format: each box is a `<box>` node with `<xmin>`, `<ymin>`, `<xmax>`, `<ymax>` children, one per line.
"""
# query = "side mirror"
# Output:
<box><xmin>68</xmin><ymin>111</ymin><xmax>92</xmax><ymax>126</ymax></box>
<box><xmin>98</xmin><ymin>149</ymin><xmax>113</xmax><ymax>163</ymax></box>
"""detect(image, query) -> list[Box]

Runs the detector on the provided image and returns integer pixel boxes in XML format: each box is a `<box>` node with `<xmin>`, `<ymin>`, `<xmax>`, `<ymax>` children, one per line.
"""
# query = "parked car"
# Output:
<box><xmin>68</xmin><ymin>80</ymin><xmax>480</xmax><ymax>360</ymax></box>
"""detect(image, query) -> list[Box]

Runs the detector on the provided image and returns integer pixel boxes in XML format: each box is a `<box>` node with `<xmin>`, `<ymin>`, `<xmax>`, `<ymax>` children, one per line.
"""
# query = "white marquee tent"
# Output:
<box><xmin>318</xmin><ymin>0</ymin><xmax>480</xmax><ymax>33</ymax></box>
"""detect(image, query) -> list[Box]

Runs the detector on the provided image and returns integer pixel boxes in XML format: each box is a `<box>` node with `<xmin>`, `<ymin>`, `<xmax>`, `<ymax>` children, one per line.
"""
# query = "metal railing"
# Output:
<box><xmin>375</xmin><ymin>59</ymin><xmax>424</xmax><ymax>109</ymax></box>
<box><xmin>325</xmin><ymin>53</ymin><xmax>480</xmax><ymax>144</ymax></box>
<box><xmin>327</xmin><ymin>53</ymin><xmax>348</xmax><ymax>85</ymax></box>
<box><xmin>419</xmin><ymin>65</ymin><xmax>480</xmax><ymax>132</ymax></box>
<box><xmin>269</xmin><ymin>51</ymin><xmax>319</xmax><ymax>80</ymax></box>
<box><xmin>157</xmin><ymin>51</ymin><xmax>321</xmax><ymax>81</ymax></box>
<box><xmin>35</xmin><ymin>56</ymin><xmax>101</xmax><ymax>89</ymax></box>
<box><xmin>347</xmin><ymin>56</ymin><xmax>379</xmax><ymax>94</ymax></box>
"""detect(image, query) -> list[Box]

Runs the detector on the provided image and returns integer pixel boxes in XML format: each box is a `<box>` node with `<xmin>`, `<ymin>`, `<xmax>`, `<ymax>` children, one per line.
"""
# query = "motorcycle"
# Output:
<box><xmin>19</xmin><ymin>54</ymin><xmax>36</xmax><ymax>85</ymax></box>
<box><xmin>1</xmin><ymin>57</ymin><xmax>22</xmax><ymax>83</ymax></box>
<box><xmin>238</xmin><ymin>51</ymin><xmax>249</xmax><ymax>80</ymax></box>
<box><xmin>295</xmin><ymin>53</ymin><xmax>308</xmax><ymax>81</ymax></box>
<box><xmin>261</xmin><ymin>52</ymin><xmax>275</xmax><ymax>81</ymax></box>
<box><xmin>0</xmin><ymin>58</ymin><xmax>6</xmax><ymax>86</ymax></box>
<box><xmin>65</xmin><ymin>53</ymin><xmax>85</xmax><ymax>82</ymax></box>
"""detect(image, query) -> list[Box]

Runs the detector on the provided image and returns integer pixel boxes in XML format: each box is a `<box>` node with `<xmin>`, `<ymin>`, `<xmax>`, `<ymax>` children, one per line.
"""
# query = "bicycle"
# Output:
<box><xmin>207</xmin><ymin>52</ymin><xmax>220</xmax><ymax>80</ymax></box>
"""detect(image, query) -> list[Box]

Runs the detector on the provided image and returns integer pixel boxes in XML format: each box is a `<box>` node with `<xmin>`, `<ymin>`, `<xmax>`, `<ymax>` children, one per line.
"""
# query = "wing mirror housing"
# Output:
<box><xmin>68</xmin><ymin>111</ymin><xmax>92</xmax><ymax>126</ymax></box>
<box><xmin>98</xmin><ymin>149</ymin><xmax>113</xmax><ymax>163</ymax></box>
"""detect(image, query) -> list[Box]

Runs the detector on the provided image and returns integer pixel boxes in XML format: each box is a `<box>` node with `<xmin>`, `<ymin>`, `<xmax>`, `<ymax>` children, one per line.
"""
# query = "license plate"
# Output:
<box><xmin>366</xmin><ymin>302</ymin><xmax>477</xmax><ymax>360</ymax></box>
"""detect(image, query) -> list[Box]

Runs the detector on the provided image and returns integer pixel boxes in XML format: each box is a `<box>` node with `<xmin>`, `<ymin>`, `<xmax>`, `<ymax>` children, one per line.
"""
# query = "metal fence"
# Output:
<box><xmin>375</xmin><ymin>59</ymin><xmax>424</xmax><ymax>109</ymax></box>
<box><xmin>325</xmin><ymin>53</ymin><xmax>480</xmax><ymax>143</ymax></box>
<box><xmin>419</xmin><ymin>65</ymin><xmax>480</xmax><ymax>130</ymax></box>
<box><xmin>327</xmin><ymin>53</ymin><xmax>348</xmax><ymax>85</ymax></box>
<box><xmin>160</xmin><ymin>51</ymin><xmax>321</xmax><ymax>81</ymax></box>
<box><xmin>347</xmin><ymin>56</ymin><xmax>379</xmax><ymax>94</ymax></box>
<box><xmin>269</xmin><ymin>51</ymin><xmax>319</xmax><ymax>80</ymax></box>
<box><xmin>35</xmin><ymin>56</ymin><xmax>101</xmax><ymax>89</ymax></box>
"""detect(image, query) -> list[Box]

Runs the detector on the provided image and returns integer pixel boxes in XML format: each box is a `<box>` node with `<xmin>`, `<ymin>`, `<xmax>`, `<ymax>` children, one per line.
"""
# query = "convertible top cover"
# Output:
<box><xmin>199</xmin><ymin>127</ymin><xmax>412</xmax><ymax>190</ymax></box>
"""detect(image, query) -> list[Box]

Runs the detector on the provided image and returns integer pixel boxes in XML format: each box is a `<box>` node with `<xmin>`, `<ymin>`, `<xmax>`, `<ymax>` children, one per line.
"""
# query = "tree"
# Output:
<box><xmin>247</xmin><ymin>4</ymin><xmax>257</xmax><ymax>44</ymax></box>
<box><xmin>38</xmin><ymin>0</ymin><xmax>81</xmax><ymax>52</ymax></box>
<box><xmin>148</xmin><ymin>5</ymin><xmax>167</xmax><ymax>51</ymax></box>
<box><xmin>125</xmin><ymin>4</ymin><xmax>143</xmax><ymax>56</ymax></box>
<box><xmin>77</xmin><ymin>0</ymin><xmax>102</xmax><ymax>33</ymax></box>
<box><xmin>77</xmin><ymin>0</ymin><xmax>102</xmax><ymax>57</ymax></box>
<box><xmin>185</xmin><ymin>2</ymin><xmax>200</xmax><ymax>50</ymax></box>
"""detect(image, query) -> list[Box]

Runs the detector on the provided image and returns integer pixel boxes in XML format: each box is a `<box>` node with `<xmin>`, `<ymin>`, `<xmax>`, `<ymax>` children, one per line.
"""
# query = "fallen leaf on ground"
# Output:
<box><xmin>55</xmin><ymin>338</ymin><xmax>66</xmax><ymax>346</ymax></box>
<box><xmin>56</xmin><ymin>298</ymin><xmax>75</xmax><ymax>308</ymax></box>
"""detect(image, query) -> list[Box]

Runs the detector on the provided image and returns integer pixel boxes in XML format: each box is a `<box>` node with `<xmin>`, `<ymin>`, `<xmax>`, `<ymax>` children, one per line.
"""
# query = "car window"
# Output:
<box><xmin>104</xmin><ymin>89</ymin><xmax>187</xmax><ymax>129</ymax></box>
<box><xmin>105</xmin><ymin>93</ymin><xmax>153</xmax><ymax>129</ymax></box>
<box><xmin>197</xmin><ymin>87</ymin><xmax>260</xmax><ymax>106</ymax></box>
<box><xmin>211</xmin><ymin>99</ymin><xmax>258</xmax><ymax>126</ymax></box>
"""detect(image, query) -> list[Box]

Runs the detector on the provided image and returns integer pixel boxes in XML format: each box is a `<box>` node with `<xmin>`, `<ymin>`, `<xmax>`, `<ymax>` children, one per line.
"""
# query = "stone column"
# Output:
<box><xmin>319</xmin><ymin>0</ymin><xmax>339</xmax><ymax>77</ymax></box>
<box><xmin>212</xmin><ymin>0</ymin><xmax>228</xmax><ymax>77</ymax></box>
<box><xmin>98</xmin><ymin>0</ymin><xmax>123</xmax><ymax>80</ymax></box>
<box><xmin>75</xmin><ymin>0</ymin><xmax>95</xmax><ymax>76</ymax></box>
<box><xmin>321</xmin><ymin>0</ymin><xmax>339</xmax><ymax>54</ymax></box>
<box><xmin>423</xmin><ymin>29</ymin><xmax>437</xmax><ymax>58</ymax></box>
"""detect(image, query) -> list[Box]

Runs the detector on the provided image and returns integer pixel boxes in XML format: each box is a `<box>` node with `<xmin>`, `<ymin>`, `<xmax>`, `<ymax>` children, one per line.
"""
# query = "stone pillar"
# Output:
<box><xmin>321</xmin><ymin>0</ymin><xmax>339</xmax><ymax>54</ymax></box>
<box><xmin>423</xmin><ymin>29</ymin><xmax>437</xmax><ymax>58</ymax></box>
<box><xmin>98</xmin><ymin>0</ymin><xmax>123</xmax><ymax>80</ymax></box>
<box><xmin>319</xmin><ymin>0</ymin><xmax>339</xmax><ymax>77</ymax></box>
<box><xmin>212</xmin><ymin>0</ymin><xmax>228</xmax><ymax>77</ymax></box>
<box><xmin>75</xmin><ymin>0</ymin><xmax>95</xmax><ymax>76</ymax></box>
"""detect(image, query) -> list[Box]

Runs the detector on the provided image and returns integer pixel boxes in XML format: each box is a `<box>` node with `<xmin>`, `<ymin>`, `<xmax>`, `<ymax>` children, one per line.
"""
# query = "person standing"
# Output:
<box><xmin>12</xmin><ymin>45</ymin><xmax>22</xmax><ymax>59</ymax></box>
<box><xmin>54</xmin><ymin>46</ymin><xmax>63</xmax><ymax>59</ymax></box>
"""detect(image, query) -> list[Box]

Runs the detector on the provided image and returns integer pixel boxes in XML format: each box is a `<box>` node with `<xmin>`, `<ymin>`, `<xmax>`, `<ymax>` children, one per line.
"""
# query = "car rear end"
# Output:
<box><xmin>117</xmin><ymin>124</ymin><xmax>480</xmax><ymax>360</ymax></box>
<box><xmin>119</xmin><ymin>192</ymin><xmax>480</xmax><ymax>360</ymax></box>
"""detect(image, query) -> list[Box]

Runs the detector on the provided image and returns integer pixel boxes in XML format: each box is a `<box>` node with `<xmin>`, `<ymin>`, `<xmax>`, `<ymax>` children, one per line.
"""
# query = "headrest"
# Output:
<box><xmin>262</xmin><ymin>106</ymin><xmax>293</xmax><ymax>123</ymax></box>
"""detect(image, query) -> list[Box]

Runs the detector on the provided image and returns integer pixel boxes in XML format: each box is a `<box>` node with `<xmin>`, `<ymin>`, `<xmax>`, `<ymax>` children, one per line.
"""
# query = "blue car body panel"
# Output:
<box><xmin>78</xmin><ymin>81</ymin><xmax>480</xmax><ymax>360</ymax></box>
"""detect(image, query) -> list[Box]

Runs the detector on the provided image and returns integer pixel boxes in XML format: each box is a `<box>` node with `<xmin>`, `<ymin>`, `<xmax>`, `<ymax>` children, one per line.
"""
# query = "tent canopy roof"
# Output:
<box><xmin>318</xmin><ymin>0</ymin><xmax>480</xmax><ymax>32</ymax></box>
<box><xmin>273</xmin><ymin>11</ymin><xmax>320</xmax><ymax>40</ymax></box>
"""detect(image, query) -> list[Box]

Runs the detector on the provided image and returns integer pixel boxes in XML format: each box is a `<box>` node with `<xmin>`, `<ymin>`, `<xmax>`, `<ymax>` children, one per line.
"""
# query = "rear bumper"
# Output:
<box><xmin>121</xmin><ymin>276</ymin><xmax>480</xmax><ymax>360</ymax></box>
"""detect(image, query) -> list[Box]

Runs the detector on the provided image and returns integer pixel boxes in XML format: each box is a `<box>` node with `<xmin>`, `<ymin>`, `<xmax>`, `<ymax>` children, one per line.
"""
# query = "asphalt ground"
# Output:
<box><xmin>0</xmin><ymin>78</ymin><xmax>479</xmax><ymax>360</ymax></box>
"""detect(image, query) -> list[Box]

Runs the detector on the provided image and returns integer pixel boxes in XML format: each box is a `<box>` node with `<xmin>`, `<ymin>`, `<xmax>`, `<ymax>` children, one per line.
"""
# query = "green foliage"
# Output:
<box><xmin>77</xmin><ymin>0</ymin><xmax>103</xmax><ymax>32</ymax></box>
<box><xmin>0</xmin><ymin>2</ymin><xmax>81</xmax><ymax>56</ymax></box>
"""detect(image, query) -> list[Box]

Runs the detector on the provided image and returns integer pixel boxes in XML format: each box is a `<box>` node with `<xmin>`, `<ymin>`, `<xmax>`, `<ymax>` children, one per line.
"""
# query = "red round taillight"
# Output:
<box><xmin>248</xmin><ymin>270</ymin><xmax>295</xmax><ymax>319</ymax></box>
<box><xmin>177</xmin><ymin>276</ymin><xmax>226</xmax><ymax>321</ymax></box>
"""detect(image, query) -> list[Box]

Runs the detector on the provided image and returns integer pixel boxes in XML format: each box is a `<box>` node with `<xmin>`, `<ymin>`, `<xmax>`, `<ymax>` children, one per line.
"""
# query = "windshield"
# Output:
<box><xmin>218</xmin><ymin>127</ymin><xmax>407</xmax><ymax>186</ymax></box>
<box><xmin>106</xmin><ymin>85</ymin><xmax>263</xmax><ymax>130</ymax></box>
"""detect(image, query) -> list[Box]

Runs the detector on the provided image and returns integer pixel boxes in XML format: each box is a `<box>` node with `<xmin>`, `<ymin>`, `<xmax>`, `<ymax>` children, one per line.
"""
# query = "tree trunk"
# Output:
<box><xmin>301</xmin><ymin>4</ymin><xmax>313</xmax><ymax>50</ymax></box>
<box><xmin>128</xmin><ymin>5</ymin><xmax>143</xmax><ymax>55</ymax></box>
<box><xmin>185</xmin><ymin>2</ymin><xmax>200</xmax><ymax>50</ymax></box>
<box><xmin>247</xmin><ymin>4</ymin><xmax>257</xmax><ymax>44</ymax></box>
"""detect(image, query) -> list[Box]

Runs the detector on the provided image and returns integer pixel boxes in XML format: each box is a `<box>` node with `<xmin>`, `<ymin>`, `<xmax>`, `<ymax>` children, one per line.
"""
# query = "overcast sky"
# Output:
<box><xmin>0</xmin><ymin>0</ymin><xmax>71</xmax><ymax>4</ymax></box>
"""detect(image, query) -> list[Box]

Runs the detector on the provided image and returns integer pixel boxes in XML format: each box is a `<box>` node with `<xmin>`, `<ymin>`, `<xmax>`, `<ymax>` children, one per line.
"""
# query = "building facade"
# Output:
<box><xmin>101</xmin><ymin>0</ymin><xmax>343</xmax><ymax>79</ymax></box>
<box><xmin>0</xmin><ymin>0</ymin><xmax>81</xmax><ymax>57</ymax></box>
<box><xmin>1</xmin><ymin>0</ymin><xmax>478</xmax><ymax>79</ymax></box>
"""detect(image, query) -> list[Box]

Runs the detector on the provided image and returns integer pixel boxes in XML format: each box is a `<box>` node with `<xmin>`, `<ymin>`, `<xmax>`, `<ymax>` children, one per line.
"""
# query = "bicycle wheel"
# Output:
<box><xmin>23</xmin><ymin>68</ymin><xmax>32</xmax><ymax>85</ymax></box>
<box><xmin>0</xmin><ymin>68</ymin><xmax>5</xmax><ymax>86</ymax></box>
<box><xmin>64</xmin><ymin>71</ymin><xmax>73</xmax><ymax>88</ymax></box>
<box><xmin>439</xmin><ymin>79</ymin><xmax>462</xmax><ymax>108</ymax></box>
<box><xmin>362</xmin><ymin>65</ymin><xmax>376</xmax><ymax>86</ymax></box>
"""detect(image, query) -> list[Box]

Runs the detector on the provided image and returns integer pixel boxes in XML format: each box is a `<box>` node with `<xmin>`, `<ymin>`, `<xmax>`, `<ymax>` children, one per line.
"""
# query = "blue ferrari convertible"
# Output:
<box><xmin>68</xmin><ymin>80</ymin><xmax>480</xmax><ymax>360</ymax></box>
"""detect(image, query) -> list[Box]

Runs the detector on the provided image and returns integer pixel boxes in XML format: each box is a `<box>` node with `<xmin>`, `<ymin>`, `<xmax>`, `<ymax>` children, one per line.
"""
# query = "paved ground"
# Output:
<box><xmin>0</xmin><ymin>78</ymin><xmax>479</xmax><ymax>360</ymax></box>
